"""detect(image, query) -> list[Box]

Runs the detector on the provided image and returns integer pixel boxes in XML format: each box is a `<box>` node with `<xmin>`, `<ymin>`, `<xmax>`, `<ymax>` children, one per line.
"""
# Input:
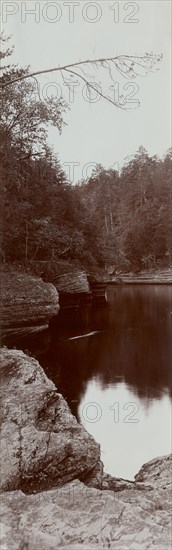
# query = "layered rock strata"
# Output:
<box><xmin>0</xmin><ymin>270</ymin><xmax>59</xmax><ymax>339</ymax></box>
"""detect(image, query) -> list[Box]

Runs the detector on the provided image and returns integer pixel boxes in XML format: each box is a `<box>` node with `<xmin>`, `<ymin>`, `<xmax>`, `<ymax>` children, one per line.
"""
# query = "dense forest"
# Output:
<box><xmin>1</xmin><ymin>36</ymin><xmax>171</xmax><ymax>279</ymax></box>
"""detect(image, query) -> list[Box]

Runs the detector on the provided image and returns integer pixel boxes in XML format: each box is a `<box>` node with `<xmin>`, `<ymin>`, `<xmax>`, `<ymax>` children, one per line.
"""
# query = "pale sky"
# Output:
<box><xmin>1</xmin><ymin>0</ymin><xmax>171</xmax><ymax>181</ymax></box>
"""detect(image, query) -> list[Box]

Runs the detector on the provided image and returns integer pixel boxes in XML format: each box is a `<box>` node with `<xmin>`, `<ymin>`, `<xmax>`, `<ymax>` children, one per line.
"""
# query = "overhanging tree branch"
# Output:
<box><xmin>1</xmin><ymin>54</ymin><xmax>162</xmax><ymax>96</ymax></box>
<box><xmin>64</xmin><ymin>67</ymin><xmax>125</xmax><ymax>110</ymax></box>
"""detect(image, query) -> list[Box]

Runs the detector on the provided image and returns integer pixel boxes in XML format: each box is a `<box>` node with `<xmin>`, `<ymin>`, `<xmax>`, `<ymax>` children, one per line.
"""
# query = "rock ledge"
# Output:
<box><xmin>0</xmin><ymin>270</ymin><xmax>59</xmax><ymax>339</ymax></box>
<box><xmin>0</xmin><ymin>348</ymin><xmax>171</xmax><ymax>549</ymax></box>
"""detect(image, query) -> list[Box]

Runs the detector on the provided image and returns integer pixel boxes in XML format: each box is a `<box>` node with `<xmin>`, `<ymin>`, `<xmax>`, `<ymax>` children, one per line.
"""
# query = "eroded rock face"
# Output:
<box><xmin>1</xmin><ymin>455</ymin><xmax>171</xmax><ymax>550</ymax></box>
<box><xmin>0</xmin><ymin>270</ymin><xmax>59</xmax><ymax>339</ymax></box>
<box><xmin>53</xmin><ymin>270</ymin><xmax>90</xmax><ymax>293</ymax></box>
<box><xmin>0</xmin><ymin>348</ymin><xmax>101</xmax><ymax>493</ymax></box>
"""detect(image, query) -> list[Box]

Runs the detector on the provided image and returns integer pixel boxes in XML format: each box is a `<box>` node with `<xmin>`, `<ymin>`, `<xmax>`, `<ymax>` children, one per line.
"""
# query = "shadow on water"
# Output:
<box><xmin>8</xmin><ymin>284</ymin><xmax>172</xmax><ymax>478</ymax></box>
<box><xmin>14</xmin><ymin>285</ymin><xmax>172</xmax><ymax>418</ymax></box>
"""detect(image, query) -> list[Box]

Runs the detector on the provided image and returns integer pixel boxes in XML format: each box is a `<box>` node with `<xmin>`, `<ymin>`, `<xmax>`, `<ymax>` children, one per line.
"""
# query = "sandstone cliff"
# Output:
<box><xmin>0</xmin><ymin>270</ymin><xmax>59</xmax><ymax>339</ymax></box>
<box><xmin>52</xmin><ymin>270</ymin><xmax>90</xmax><ymax>293</ymax></box>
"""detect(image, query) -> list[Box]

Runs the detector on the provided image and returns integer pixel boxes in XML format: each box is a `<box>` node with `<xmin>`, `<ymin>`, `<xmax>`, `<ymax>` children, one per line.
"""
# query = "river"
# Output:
<box><xmin>13</xmin><ymin>284</ymin><xmax>172</xmax><ymax>480</ymax></box>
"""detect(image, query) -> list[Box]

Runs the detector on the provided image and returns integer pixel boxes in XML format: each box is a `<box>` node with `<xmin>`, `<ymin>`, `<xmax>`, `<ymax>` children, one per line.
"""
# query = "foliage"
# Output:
<box><xmin>76</xmin><ymin>147</ymin><xmax>171</xmax><ymax>272</ymax></box>
<box><xmin>0</xmin><ymin>37</ymin><xmax>171</xmax><ymax>275</ymax></box>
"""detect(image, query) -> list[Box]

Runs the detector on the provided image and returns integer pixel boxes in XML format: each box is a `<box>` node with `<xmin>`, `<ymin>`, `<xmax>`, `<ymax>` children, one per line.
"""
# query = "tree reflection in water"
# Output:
<box><xmin>11</xmin><ymin>284</ymin><xmax>171</xmax><ymax>479</ymax></box>
<box><xmin>39</xmin><ymin>285</ymin><xmax>172</xmax><ymax>418</ymax></box>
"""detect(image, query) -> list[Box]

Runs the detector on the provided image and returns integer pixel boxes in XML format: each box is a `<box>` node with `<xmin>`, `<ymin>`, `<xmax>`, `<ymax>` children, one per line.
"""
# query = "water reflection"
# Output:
<box><xmin>78</xmin><ymin>379</ymin><xmax>171</xmax><ymax>480</ymax></box>
<box><xmin>40</xmin><ymin>285</ymin><xmax>172</xmax><ymax>478</ymax></box>
<box><xmin>41</xmin><ymin>285</ymin><xmax>172</xmax><ymax>409</ymax></box>
<box><xmin>11</xmin><ymin>284</ymin><xmax>172</xmax><ymax>478</ymax></box>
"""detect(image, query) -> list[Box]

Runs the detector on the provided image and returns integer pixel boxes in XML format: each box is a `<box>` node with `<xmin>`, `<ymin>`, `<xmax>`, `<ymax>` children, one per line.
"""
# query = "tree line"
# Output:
<box><xmin>1</xmin><ymin>36</ymin><xmax>171</xmax><ymax>277</ymax></box>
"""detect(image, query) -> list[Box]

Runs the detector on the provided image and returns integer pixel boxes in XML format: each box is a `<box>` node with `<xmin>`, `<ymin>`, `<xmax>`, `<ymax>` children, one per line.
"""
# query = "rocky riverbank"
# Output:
<box><xmin>110</xmin><ymin>267</ymin><xmax>172</xmax><ymax>284</ymax></box>
<box><xmin>90</xmin><ymin>266</ymin><xmax>172</xmax><ymax>284</ymax></box>
<box><xmin>0</xmin><ymin>348</ymin><xmax>101</xmax><ymax>492</ymax></box>
<box><xmin>0</xmin><ymin>269</ymin><xmax>59</xmax><ymax>340</ymax></box>
<box><xmin>1</xmin><ymin>266</ymin><xmax>172</xmax><ymax>342</ymax></box>
<box><xmin>0</xmin><ymin>348</ymin><xmax>171</xmax><ymax>549</ymax></box>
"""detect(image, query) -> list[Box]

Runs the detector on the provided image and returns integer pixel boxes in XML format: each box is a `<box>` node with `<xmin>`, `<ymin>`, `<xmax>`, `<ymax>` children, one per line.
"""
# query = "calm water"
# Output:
<box><xmin>14</xmin><ymin>285</ymin><xmax>172</xmax><ymax>480</ymax></box>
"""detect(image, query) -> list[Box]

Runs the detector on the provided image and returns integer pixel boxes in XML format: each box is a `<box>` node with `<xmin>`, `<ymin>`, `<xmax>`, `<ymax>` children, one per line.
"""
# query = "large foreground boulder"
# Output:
<box><xmin>0</xmin><ymin>270</ymin><xmax>59</xmax><ymax>339</ymax></box>
<box><xmin>0</xmin><ymin>455</ymin><xmax>171</xmax><ymax>549</ymax></box>
<box><xmin>0</xmin><ymin>348</ymin><xmax>171</xmax><ymax>549</ymax></box>
<box><xmin>0</xmin><ymin>348</ymin><xmax>102</xmax><ymax>493</ymax></box>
